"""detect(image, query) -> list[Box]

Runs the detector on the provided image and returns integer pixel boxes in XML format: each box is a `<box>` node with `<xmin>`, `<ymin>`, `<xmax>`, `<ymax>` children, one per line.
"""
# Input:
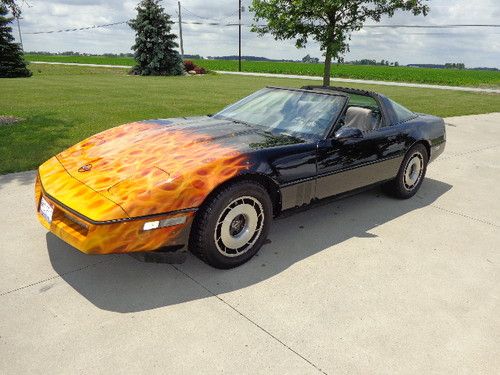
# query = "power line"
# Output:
<box><xmin>24</xmin><ymin>21</ymin><xmax>500</xmax><ymax>35</ymax></box>
<box><xmin>364</xmin><ymin>24</ymin><xmax>500</xmax><ymax>28</ymax></box>
<box><xmin>180</xmin><ymin>5</ymin><xmax>240</xmax><ymax>23</ymax></box>
<box><xmin>180</xmin><ymin>5</ymin><xmax>209</xmax><ymax>20</ymax></box>
<box><xmin>24</xmin><ymin>21</ymin><xmax>128</xmax><ymax>35</ymax></box>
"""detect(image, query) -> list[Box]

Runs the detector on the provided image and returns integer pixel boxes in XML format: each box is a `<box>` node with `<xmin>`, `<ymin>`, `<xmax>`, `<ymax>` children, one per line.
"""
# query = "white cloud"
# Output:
<box><xmin>16</xmin><ymin>0</ymin><xmax>500</xmax><ymax>68</ymax></box>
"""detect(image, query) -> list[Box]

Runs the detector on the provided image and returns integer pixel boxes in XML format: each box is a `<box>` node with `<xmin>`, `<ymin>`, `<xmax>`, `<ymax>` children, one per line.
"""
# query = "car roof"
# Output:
<box><xmin>300</xmin><ymin>85</ymin><xmax>384</xmax><ymax>99</ymax></box>
<box><xmin>265</xmin><ymin>86</ymin><xmax>349</xmax><ymax>98</ymax></box>
<box><xmin>264</xmin><ymin>85</ymin><xmax>389</xmax><ymax>100</ymax></box>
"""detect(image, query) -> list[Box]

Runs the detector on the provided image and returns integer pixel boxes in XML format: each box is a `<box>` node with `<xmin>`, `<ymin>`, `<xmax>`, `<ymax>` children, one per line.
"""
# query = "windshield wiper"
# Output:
<box><xmin>231</xmin><ymin>119</ymin><xmax>255</xmax><ymax>128</ymax></box>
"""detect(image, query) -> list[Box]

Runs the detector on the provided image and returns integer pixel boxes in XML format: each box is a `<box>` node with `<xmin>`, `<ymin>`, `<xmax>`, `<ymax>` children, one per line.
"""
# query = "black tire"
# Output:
<box><xmin>385</xmin><ymin>143</ymin><xmax>428</xmax><ymax>199</ymax></box>
<box><xmin>189</xmin><ymin>181</ymin><xmax>273</xmax><ymax>269</ymax></box>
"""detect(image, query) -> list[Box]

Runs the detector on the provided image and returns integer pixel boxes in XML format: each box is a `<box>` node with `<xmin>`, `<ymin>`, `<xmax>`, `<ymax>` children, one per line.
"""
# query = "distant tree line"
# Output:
<box><xmin>407</xmin><ymin>63</ymin><xmax>497</xmax><ymax>71</ymax></box>
<box><xmin>25</xmin><ymin>51</ymin><xmax>499</xmax><ymax>72</ymax></box>
<box><xmin>27</xmin><ymin>51</ymin><xmax>202</xmax><ymax>60</ymax></box>
<box><xmin>302</xmin><ymin>54</ymin><xmax>320</xmax><ymax>63</ymax></box>
<box><xmin>410</xmin><ymin>62</ymin><xmax>466</xmax><ymax>70</ymax></box>
<box><xmin>444</xmin><ymin>63</ymin><xmax>466</xmax><ymax>70</ymax></box>
<box><xmin>345</xmin><ymin>59</ymin><xmax>399</xmax><ymax>66</ymax></box>
<box><xmin>206</xmin><ymin>55</ymin><xmax>297</xmax><ymax>62</ymax></box>
<box><xmin>27</xmin><ymin>51</ymin><xmax>135</xmax><ymax>57</ymax></box>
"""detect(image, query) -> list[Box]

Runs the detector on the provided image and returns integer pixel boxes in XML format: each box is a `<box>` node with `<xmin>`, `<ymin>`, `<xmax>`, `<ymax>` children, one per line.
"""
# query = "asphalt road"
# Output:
<box><xmin>0</xmin><ymin>113</ymin><xmax>499</xmax><ymax>374</ymax></box>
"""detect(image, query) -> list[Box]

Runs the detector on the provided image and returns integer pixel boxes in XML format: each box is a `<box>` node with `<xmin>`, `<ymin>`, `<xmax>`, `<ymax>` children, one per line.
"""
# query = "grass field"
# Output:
<box><xmin>25</xmin><ymin>54</ymin><xmax>500</xmax><ymax>89</ymax></box>
<box><xmin>1</xmin><ymin>63</ymin><xmax>499</xmax><ymax>175</ymax></box>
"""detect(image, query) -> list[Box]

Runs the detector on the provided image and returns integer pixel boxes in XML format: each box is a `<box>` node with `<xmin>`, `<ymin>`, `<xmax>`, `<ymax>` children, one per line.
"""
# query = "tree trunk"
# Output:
<box><xmin>323</xmin><ymin>45</ymin><xmax>332</xmax><ymax>87</ymax></box>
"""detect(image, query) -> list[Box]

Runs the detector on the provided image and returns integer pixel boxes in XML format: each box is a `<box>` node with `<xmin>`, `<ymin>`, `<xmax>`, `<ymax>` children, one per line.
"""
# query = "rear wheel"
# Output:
<box><xmin>385</xmin><ymin>144</ymin><xmax>428</xmax><ymax>199</ymax></box>
<box><xmin>189</xmin><ymin>181</ymin><xmax>272</xmax><ymax>269</ymax></box>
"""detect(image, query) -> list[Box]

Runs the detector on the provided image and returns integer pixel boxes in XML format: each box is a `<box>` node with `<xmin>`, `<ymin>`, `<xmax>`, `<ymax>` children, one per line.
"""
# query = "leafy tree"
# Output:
<box><xmin>302</xmin><ymin>54</ymin><xmax>319</xmax><ymax>63</ymax></box>
<box><xmin>251</xmin><ymin>0</ymin><xmax>429</xmax><ymax>86</ymax></box>
<box><xmin>0</xmin><ymin>4</ymin><xmax>31</xmax><ymax>78</ymax></box>
<box><xmin>128</xmin><ymin>0</ymin><xmax>184</xmax><ymax>76</ymax></box>
<box><xmin>445</xmin><ymin>62</ymin><xmax>465</xmax><ymax>70</ymax></box>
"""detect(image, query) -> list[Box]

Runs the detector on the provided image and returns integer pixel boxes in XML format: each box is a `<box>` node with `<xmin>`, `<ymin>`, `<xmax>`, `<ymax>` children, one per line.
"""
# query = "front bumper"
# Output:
<box><xmin>430</xmin><ymin>140</ymin><xmax>446</xmax><ymax>163</ymax></box>
<box><xmin>35</xmin><ymin>174</ymin><xmax>194</xmax><ymax>257</ymax></box>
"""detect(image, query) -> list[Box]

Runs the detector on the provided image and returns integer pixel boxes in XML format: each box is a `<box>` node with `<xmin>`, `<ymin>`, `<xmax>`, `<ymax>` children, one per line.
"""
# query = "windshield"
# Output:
<box><xmin>214</xmin><ymin>88</ymin><xmax>346</xmax><ymax>140</ymax></box>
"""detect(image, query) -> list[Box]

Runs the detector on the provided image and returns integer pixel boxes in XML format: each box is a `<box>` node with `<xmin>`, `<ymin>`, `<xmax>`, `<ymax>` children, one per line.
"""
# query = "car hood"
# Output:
<box><xmin>54</xmin><ymin>116</ymin><xmax>302</xmax><ymax>218</ymax></box>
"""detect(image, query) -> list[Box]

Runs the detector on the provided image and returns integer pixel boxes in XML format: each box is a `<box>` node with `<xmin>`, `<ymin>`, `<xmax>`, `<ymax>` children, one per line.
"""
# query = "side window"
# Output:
<box><xmin>342</xmin><ymin>94</ymin><xmax>382</xmax><ymax>133</ymax></box>
<box><xmin>387</xmin><ymin>99</ymin><xmax>416</xmax><ymax>124</ymax></box>
<box><xmin>348</xmin><ymin>94</ymin><xmax>379</xmax><ymax>110</ymax></box>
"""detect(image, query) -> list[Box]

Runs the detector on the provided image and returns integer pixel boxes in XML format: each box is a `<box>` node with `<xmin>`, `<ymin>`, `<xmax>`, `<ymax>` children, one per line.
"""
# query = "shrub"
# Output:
<box><xmin>194</xmin><ymin>66</ymin><xmax>206</xmax><ymax>75</ymax></box>
<box><xmin>183</xmin><ymin>60</ymin><xmax>196</xmax><ymax>71</ymax></box>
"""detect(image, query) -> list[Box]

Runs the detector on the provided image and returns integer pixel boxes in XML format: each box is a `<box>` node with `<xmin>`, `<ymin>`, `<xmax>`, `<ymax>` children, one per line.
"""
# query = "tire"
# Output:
<box><xmin>385</xmin><ymin>144</ymin><xmax>428</xmax><ymax>199</ymax></box>
<box><xmin>189</xmin><ymin>181</ymin><xmax>273</xmax><ymax>269</ymax></box>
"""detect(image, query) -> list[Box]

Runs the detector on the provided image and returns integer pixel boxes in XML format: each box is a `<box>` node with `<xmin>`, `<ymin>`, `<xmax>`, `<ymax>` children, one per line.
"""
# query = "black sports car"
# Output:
<box><xmin>36</xmin><ymin>86</ymin><xmax>446</xmax><ymax>269</ymax></box>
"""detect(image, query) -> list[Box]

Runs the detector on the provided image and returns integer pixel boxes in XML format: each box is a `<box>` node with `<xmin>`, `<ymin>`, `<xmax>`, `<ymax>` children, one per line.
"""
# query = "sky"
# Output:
<box><xmin>14</xmin><ymin>0</ymin><xmax>500</xmax><ymax>68</ymax></box>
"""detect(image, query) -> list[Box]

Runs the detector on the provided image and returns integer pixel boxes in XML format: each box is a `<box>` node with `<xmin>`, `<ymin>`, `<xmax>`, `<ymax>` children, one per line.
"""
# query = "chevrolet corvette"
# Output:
<box><xmin>35</xmin><ymin>86</ymin><xmax>446</xmax><ymax>268</ymax></box>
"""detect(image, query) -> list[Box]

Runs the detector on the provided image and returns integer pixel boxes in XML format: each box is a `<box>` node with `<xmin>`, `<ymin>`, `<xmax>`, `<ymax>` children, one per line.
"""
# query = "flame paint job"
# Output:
<box><xmin>36</xmin><ymin>118</ymin><xmax>263</xmax><ymax>254</ymax></box>
<box><xmin>36</xmin><ymin>176</ymin><xmax>194</xmax><ymax>255</ymax></box>
<box><xmin>54</xmin><ymin>120</ymin><xmax>251</xmax><ymax>218</ymax></box>
<box><xmin>39</xmin><ymin>156</ymin><xmax>127</xmax><ymax>222</ymax></box>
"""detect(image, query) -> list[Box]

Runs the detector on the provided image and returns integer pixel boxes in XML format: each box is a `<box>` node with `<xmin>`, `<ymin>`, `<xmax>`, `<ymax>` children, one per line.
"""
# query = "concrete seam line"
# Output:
<box><xmin>436</xmin><ymin>144</ymin><xmax>500</xmax><ymax>161</ymax></box>
<box><xmin>171</xmin><ymin>264</ymin><xmax>328</xmax><ymax>375</ymax></box>
<box><xmin>430</xmin><ymin>204</ymin><xmax>499</xmax><ymax>228</ymax></box>
<box><xmin>0</xmin><ymin>258</ymin><xmax>116</xmax><ymax>297</ymax></box>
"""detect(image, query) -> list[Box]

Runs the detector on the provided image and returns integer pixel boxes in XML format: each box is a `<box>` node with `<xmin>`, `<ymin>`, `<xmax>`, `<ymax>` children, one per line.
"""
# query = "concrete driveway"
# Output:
<box><xmin>0</xmin><ymin>113</ymin><xmax>499</xmax><ymax>374</ymax></box>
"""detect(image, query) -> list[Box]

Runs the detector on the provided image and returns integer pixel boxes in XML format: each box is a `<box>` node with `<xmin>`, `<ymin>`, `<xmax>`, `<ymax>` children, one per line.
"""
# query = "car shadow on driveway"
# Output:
<box><xmin>0</xmin><ymin>171</ymin><xmax>37</xmax><ymax>191</ymax></box>
<box><xmin>46</xmin><ymin>178</ymin><xmax>452</xmax><ymax>313</ymax></box>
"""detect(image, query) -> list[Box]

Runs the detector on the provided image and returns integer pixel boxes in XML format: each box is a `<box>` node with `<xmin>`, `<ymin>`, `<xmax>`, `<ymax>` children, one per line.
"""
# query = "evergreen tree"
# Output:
<box><xmin>128</xmin><ymin>0</ymin><xmax>184</xmax><ymax>76</ymax></box>
<box><xmin>0</xmin><ymin>4</ymin><xmax>31</xmax><ymax>78</ymax></box>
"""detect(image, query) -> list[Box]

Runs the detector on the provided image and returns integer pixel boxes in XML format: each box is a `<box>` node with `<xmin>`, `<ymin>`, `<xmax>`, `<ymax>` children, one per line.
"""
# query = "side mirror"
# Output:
<box><xmin>334</xmin><ymin>127</ymin><xmax>363</xmax><ymax>140</ymax></box>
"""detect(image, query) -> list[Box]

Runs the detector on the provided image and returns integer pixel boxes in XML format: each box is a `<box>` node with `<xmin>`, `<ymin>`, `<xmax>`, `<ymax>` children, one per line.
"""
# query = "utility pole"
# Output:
<box><xmin>178</xmin><ymin>1</ymin><xmax>184</xmax><ymax>58</ymax></box>
<box><xmin>16</xmin><ymin>17</ymin><xmax>24</xmax><ymax>51</ymax></box>
<box><xmin>238</xmin><ymin>0</ymin><xmax>242</xmax><ymax>72</ymax></box>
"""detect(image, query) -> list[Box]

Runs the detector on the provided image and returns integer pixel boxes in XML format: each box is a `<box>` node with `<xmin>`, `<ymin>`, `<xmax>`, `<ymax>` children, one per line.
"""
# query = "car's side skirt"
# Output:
<box><xmin>278</xmin><ymin>179</ymin><xmax>395</xmax><ymax>219</ymax></box>
<box><xmin>280</xmin><ymin>178</ymin><xmax>316</xmax><ymax>211</ymax></box>
<box><xmin>279</xmin><ymin>155</ymin><xmax>404</xmax><ymax>210</ymax></box>
<box><xmin>316</xmin><ymin>155</ymin><xmax>404</xmax><ymax>200</ymax></box>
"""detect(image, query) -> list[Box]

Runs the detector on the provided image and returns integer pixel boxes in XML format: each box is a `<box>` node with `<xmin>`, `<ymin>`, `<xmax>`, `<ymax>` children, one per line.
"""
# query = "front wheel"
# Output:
<box><xmin>189</xmin><ymin>181</ymin><xmax>272</xmax><ymax>269</ymax></box>
<box><xmin>385</xmin><ymin>144</ymin><xmax>428</xmax><ymax>199</ymax></box>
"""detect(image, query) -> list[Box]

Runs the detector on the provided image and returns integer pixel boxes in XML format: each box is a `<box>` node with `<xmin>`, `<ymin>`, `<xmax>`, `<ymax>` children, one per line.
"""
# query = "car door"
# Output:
<box><xmin>272</xmin><ymin>142</ymin><xmax>319</xmax><ymax>210</ymax></box>
<box><xmin>315</xmin><ymin>102</ymin><xmax>406</xmax><ymax>200</ymax></box>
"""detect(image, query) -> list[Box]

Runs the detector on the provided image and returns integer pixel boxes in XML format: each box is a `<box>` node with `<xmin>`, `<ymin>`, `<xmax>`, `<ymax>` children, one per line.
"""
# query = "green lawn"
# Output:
<box><xmin>25</xmin><ymin>54</ymin><xmax>500</xmax><ymax>89</ymax></box>
<box><xmin>0</xmin><ymin>63</ymin><xmax>499</xmax><ymax>175</ymax></box>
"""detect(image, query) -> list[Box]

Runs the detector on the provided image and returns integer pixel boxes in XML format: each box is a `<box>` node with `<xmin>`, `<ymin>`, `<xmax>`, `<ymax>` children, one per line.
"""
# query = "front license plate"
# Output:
<box><xmin>39</xmin><ymin>196</ymin><xmax>54</xmax><ymax>224</ymax></box>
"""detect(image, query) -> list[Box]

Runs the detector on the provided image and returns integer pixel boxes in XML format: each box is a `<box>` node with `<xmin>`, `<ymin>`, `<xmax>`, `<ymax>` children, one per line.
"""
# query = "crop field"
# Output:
<box><xmin>25</xmin><ymin>54</ymin><xmax>500</xmax><ymax>88</ymax></box>
<box><xmin>193</xmin><ymin>60</ymin><xmax>500</xmax><ymax>88</ymax></box>
<box><xmin>1</xmin><ymin>63</ymin><xmax>499</xmax><ymax>175</ymax></box>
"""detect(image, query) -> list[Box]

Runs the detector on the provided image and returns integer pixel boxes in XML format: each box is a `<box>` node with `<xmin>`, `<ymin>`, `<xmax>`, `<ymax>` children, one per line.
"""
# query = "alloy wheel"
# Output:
<box><xmin>214</xmin><ymin>196</ymin><xmax>265</xmax><ymax>257</ymax></box>
<box><xmin>403</xmin><ymin>152</ymin><xmax>424</xmax><ymax>190</ymax></box>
